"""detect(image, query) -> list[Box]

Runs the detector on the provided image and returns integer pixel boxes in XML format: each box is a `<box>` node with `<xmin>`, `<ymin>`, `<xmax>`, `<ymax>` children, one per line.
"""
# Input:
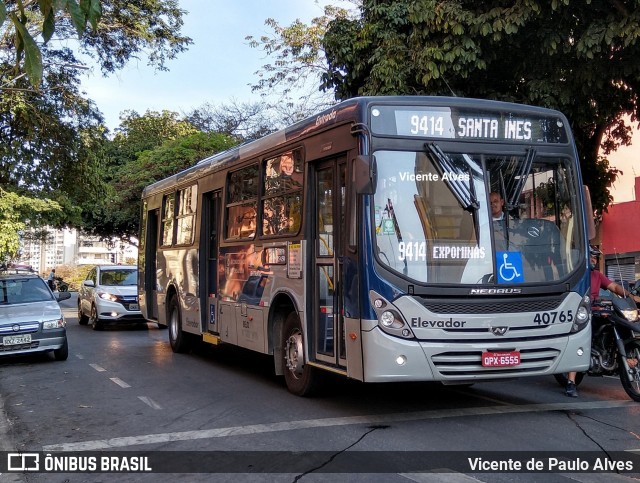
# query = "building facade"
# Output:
<box><xmin>19</xmin><ymin>228</ymin><xmax>138</xmax><ymax>274</ymax></box>
<box><xmin>599</xmin><ymin>176</ymin><xmax>640</xmax><ymax>285</ymax></box>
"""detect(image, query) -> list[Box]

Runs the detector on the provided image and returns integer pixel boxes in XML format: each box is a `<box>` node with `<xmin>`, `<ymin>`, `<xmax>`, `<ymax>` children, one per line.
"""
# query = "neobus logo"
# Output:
<box><xmin>469</xmin><ymin>288</ymin><xmax>522</xmax><ymax>295</ymax></box>
<box><xmin>316</xmin><ymin>110</ymin><xmax>337</xmax><ymax>126</ymax></box>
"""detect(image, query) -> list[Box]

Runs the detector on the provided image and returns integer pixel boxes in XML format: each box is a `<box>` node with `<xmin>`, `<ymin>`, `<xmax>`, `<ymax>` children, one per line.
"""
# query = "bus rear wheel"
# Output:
<box><xmin>282</xmin><ymin>311</ymin><xmax>319</xmax><ymax>396</ymax></box>
<box><xmin>168</xmin><ymin>296</ymin><xmax>191</xmax><ymax>353</ymax></box>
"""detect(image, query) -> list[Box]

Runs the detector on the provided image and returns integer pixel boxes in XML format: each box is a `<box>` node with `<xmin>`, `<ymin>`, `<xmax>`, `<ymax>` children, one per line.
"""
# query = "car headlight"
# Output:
<box><xmin>43</xmin><ymin>318</ymin><xmax>65</xmax><ymax>329</ymax></box>
<box><xmin>99</xmin><ymin>292</ymin><xmax>118</xmax><ymax>302</ymax></box>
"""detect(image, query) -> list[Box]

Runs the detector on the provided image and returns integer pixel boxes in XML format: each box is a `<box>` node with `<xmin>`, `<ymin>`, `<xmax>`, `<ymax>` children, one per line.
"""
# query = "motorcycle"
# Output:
<box><xmin>554</xmin><ymin>291</ymin><xmax>640</xmax><ymax>402</ymax></box>
<box><xmin>53</xmin><ymin>276</ymin><xmax>69</xmax><ymax>292</ymax></box>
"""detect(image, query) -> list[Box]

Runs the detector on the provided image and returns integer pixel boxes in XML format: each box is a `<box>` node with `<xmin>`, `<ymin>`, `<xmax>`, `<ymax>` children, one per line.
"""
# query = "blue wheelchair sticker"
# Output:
<box><xmin>496</xmin><ymin>251</ymin><xmax>524</xmax><ymax>284</ymax></box>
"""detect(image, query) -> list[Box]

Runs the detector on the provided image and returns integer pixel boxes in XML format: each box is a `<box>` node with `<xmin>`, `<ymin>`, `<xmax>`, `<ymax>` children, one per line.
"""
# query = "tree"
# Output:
<box><xmin>0</xmin><ymin>188</ymin><xmax>63</xmax><ymax>263</ymax></box>
<box><xmin>245</xmin><ymin>3</ymin><xmax>354</xmax><ymax>115</ymax></box>
<box><xmin>0</xmin><ymin>1</ymin><xmax>191</xmax><ymax>244</ymax></box>
<box><xmin>187</xmin><ymin>100</ymin><xmax>278</xmax><ymax>142</ymax></box>
<box><xmin>320</xmin><ymin>0</ymin><xmax>640</xmax><ymax>216</ymax></box>
<box><xmin>0</xmin><ymin>0</ymin><xmax>190</xmax><ymax>87</ymax></box>
<box><xmin>81</xmin><ymin>110</ymin><xmax>238</xmax><ymax>244</ymax></box>
<box><xmin>0</xmin><ymin>0</ymin><xmax>102</xmax><ymax>87</ymax></box>
<box><xmin>103</xmin><ymin>131</ymin><xmax>238</xmax><ymax>243</ymax></box>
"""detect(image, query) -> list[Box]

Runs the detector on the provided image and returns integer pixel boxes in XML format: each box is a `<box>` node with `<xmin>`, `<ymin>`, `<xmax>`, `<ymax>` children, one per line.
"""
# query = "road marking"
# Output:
<box><xmin>565</xmin><ymin>472</ymin><xmax>639</xmax><ymax>482</ymax></box>
<box><xmin>41</xmin><ymin>399</ymin><xmax>636</xmax><ymax>452</ymax></box>
<box><xmin>138</xmin><ymin>396</ymin><xmax>162</xmax><ymax>410</ymax></box>
<box><xmin>109</xmin><ymin>377</ymin><xmax>131</xmax><ymax>388</ymax></box>
<box><xmin>75</xmin><ymin>354</ymin><xmax>84</xmax><ymax>360</ymax></box>
<box><xmin>401</xmin><ymin>473</ymin><xmax>484</xmax><ymax>483</ymax></box>
<box><xmin>89</xmin><ymin>364</ymin><xmax>106</xmax><ymax>372</ymax></box>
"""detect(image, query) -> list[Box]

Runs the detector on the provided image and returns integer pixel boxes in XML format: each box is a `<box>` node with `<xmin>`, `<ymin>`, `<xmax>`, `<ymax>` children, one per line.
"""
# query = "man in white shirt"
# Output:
<box><xmin>490</xmin><ymin>192</ymin><xmax>505</xmax><ymax>221</ymax></box>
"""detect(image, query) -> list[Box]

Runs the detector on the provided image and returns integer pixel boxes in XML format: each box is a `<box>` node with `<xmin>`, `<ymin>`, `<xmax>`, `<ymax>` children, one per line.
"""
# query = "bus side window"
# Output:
<box><xmin>226</xmin><ymin>164</ymin><xmax>259</xmax><ymax>240</ymax></box>
<box><xmin>227</xmin><ymin>205</ymin><xmax>256</xmax><ymax>239</ymax></box>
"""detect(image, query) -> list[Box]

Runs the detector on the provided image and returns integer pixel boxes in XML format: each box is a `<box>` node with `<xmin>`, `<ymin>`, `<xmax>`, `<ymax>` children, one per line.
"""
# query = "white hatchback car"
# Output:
<box><xmin>78</xmin><ymin>265</ymin><xmax>144</xmax><ymax>330</ymax></box>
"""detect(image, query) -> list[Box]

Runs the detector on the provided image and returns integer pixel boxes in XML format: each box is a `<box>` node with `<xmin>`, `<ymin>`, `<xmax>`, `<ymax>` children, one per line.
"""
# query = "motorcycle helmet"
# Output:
<box><xmin>589</xmin><ymin>245</ymin><xmax>602</xmax><ymax>257</ymax></box>
<box><xmin>589</xmin><ymin>246</ymin><xmax>601</xmax><ymax>270</ymax></box>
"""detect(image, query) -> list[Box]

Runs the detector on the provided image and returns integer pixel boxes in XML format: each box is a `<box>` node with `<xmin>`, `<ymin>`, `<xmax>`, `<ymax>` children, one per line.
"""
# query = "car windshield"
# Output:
<box><xmin>373</xmin><ymin>149</ymin><xmax>583</xmax><ymax>285</ymax></box>
<box><xmin>0</xmin><ymin>277</ymin><xmax>53</xmax><ymax>304</ymax></box>
<box><xmin>100</xmin><ymin>270</ymin><xmax>137</xmax><ymax>286</ymax></box>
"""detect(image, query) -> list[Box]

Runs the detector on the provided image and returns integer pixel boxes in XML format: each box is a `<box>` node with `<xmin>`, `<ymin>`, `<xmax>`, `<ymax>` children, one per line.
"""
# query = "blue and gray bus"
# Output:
<box><xmin>139</xmin><ymin>96</ymin><xmax>593</xmax><ymax>395</ymax></box>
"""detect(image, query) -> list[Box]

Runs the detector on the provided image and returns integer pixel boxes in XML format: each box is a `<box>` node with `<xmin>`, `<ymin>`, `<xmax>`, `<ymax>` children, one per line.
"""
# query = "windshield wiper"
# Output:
<box><xmin>426</xmin><ymin>143</ymin><xmax>479</xmax><ymax>212</ymax></box>
<box><xmin>427</xmin><ymin>143</ymin><xmax>481</xmax><ymax>243</ymax></box>
<box><xmin>505</xmin><ymin>147</ymin><xmax>536</xmax><ymax>211</ymax></box>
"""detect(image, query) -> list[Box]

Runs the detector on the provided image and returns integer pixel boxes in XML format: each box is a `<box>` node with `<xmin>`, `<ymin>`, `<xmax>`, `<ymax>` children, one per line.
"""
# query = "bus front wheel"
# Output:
<box><xmin>282</xmin><ymin>311</ymin><xmax>319</xmax><ymax>396</ymax></box>
<box><xmin>168</xmin><ymin>296</ymin><xmax>191</xmax><ymax>353</ymax></box>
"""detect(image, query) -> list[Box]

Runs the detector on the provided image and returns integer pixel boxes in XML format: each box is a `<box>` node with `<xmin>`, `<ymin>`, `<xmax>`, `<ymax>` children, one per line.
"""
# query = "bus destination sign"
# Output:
<box><xmin>370</xmin><ymin>105</ymin><xmax>569</xmax><ymax>144</ymax></box>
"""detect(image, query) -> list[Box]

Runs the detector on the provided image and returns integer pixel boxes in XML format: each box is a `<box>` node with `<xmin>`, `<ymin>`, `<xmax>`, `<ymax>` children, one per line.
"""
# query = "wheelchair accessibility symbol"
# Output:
<box><xmin>496</xmin><ymin>251</ymin><xmax>524</xmax><ymax>283</ymax></box>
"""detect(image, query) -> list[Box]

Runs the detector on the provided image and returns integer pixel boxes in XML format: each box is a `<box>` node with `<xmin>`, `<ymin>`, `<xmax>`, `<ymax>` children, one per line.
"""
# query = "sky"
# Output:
<box><xmin>78</xmin><ymin>0</ymin><xmax>639</xmax><ymax>204</ymax></box>
<box><xmin>79</xmin><ymin>0</ymin><xmax>339</xmax><ymax>130</ymax></box>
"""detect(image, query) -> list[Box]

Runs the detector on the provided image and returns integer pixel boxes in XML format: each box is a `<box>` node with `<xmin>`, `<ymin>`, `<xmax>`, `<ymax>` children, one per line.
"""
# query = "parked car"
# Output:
<box><xmin>0</xmin><ymin>269</ymin><xmax>70</xmax><ymax>360</ymax></box>
<box><xmin>77</xmin><ymin>265</ymin><xmax>144</xmax><ymax>330</ymax></box>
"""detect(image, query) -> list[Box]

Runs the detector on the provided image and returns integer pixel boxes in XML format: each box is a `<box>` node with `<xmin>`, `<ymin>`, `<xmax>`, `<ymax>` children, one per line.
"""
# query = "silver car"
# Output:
<box><xmin>78</xmin><ymin>265</ymin><xmax>144</xmax><ymax>330</ymax></box>
<box><xmin>0</xmin><ymin>270</ymin><xmax>70</xmax><ymax>360</ymax></box>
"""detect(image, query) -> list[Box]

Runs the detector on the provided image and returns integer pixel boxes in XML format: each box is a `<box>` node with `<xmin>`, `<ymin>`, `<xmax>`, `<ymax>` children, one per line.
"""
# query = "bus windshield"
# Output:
<box><xmin>373</xmin><ymin>148</ymin><xmax>583</xmax><ymax>285</ymax></box>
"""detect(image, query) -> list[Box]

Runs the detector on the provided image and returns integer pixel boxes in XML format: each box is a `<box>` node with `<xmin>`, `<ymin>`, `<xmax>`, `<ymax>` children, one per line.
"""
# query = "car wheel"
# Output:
<box><xmin>90</xmin><ymin>304</ymin><xmax>103</xmax><ymax>331</ymax></box>
<box><xmin>54</xmin><ymin>338</ymin><xmax>69</xmax><ymax>361</ymax></box>
<box><xmin>78</xmin><ymin>300</ymin><xmax>89</xmax><ymax>325</ymax></box>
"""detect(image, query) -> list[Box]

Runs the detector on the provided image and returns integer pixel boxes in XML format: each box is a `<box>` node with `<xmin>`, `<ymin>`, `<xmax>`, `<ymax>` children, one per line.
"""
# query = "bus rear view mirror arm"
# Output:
<box><xmin>354</xmin><ymin>154</ymin><xmax>377</xmax><ymax>194</ymax></box>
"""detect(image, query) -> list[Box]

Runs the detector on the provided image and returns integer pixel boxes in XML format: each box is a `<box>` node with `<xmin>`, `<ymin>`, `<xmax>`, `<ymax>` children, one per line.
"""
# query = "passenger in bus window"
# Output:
<box><xmin>239</xmin><ymin>209</ymin><xmax>256</xmax><ymax>238</ymax></box>
<box><xmin>280</xmin><ymin>153</ymin><xmax>294</xmax><ymax>177</ymax></box>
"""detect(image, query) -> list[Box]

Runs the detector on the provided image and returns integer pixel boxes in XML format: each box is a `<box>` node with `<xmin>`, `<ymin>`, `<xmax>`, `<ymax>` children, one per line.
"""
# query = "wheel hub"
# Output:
<box><xmin>285</xmin><ymin>331</ymin><xmax>304</xmax><ymax>377</ymax></box>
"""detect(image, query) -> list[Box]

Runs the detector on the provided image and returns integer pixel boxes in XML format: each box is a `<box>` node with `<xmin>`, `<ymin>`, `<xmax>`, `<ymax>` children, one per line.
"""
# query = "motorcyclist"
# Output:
<box><xmin>565</xmin><ymin>246</ymin><xmax>640</xmax><ymax>397</ymax></box>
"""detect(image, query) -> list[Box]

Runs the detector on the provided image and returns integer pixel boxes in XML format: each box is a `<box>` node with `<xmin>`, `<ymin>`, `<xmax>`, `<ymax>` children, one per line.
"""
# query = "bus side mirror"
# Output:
<box><xmin>583</xmin><ymin>185</ymin><xmax>596</xmax><ymax>240</ymax></box>
<box><xmin>354</xmin><ymin>154</ymin><xmax>377</xmax><ymax>194</ymax></box>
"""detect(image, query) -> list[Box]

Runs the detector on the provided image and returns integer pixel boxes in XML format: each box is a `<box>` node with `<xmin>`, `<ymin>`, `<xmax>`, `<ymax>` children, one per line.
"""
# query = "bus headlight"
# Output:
<box><xmin>369</xmin><ymin>290</ymin><xmax>415</xmax><ymax>340</ymax></box>
<box><xmin>571</xmin><ymin>300</ymin><xmax>591</xmax><ymax>333</ymax></box>
<box><xmin>380</xmin><ymin>310</ymin><xmax>402</xmax><ymax>329</ymax></box>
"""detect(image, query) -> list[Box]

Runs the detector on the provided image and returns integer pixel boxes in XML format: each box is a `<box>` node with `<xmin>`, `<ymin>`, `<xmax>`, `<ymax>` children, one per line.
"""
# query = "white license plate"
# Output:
<box><xmin>128</xmin><ymin>303</ymin><xmax>139</xmax><ymax>311</ymax></box>
<box><xmin>3</xmin><ymin>334</ymin><xmax>32</xmax><ymax>346</ymax></box>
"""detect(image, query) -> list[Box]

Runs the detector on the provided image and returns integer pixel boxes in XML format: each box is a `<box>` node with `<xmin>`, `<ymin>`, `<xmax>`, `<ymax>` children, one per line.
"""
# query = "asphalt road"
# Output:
<box><xmin>2</xmin><ymin>293</ymin><xmax>640</xmax><ymax>483</ymax></box>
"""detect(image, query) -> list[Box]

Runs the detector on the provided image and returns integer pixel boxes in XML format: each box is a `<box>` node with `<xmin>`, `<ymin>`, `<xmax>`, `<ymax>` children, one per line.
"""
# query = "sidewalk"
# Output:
<box><xmin>0</xmin><ymin>388</ymin><xmax>28</xmax><ymax>482</ymax></box>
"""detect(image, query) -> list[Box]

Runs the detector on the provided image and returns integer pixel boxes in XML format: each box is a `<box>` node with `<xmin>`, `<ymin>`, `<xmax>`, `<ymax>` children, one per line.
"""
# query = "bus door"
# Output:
<box><xmin>313</xmin><ymin>156</ymin><xmax>347</xmax><ymax>367</ymax></box>
<box><xmin>200</xmin><ymin>190</ymin><xmax>222</xmax><ymax>334</ymax></box>
<box><xmin>143</xmin><ymin>209</ymin><xmax>159</xmax><ymax>320</ymax></box>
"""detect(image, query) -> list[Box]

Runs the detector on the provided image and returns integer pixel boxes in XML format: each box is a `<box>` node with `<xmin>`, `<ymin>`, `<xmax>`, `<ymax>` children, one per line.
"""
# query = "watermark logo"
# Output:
<box><xmin>8</xmin><ymin>453</ymin><xmax>40</xmax><ymax>471</ymax></box>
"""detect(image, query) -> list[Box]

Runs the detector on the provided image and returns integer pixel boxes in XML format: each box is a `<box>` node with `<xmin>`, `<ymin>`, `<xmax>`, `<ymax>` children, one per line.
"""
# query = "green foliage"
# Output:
<box><xmin>1</xmin><ymin>0</ymin><xmax>102</xmax><ymax>87</ymax></box>
<box><xmin>0</xmin><ymin>1</ymin><xmax>191</xmax><ymax>251</ymax></box>
<box><xmin>0</xmin><ymin>189</ymin><xmax>63</xmax><ymax>263</ymax></box>
<box><xmin>321</xmin><ymin>0</ymin><xmax>640</xmax><ymax>216</ymax></box>
<box><xmin>82</xmin><ymin>111</ymin><xmax>238</xmax><ymax>243</ymax></box>
<box><xmin>246</xmin><ymin>3</ymin><xmax>351</xmax><ymax>110</ymax></box>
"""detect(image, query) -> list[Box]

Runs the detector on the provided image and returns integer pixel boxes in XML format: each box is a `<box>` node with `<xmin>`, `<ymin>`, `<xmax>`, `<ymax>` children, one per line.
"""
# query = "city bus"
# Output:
<box><xmin>138</xmin><ymin>96</ymin><xmax>594</xmax><ymax>396</ymax></box>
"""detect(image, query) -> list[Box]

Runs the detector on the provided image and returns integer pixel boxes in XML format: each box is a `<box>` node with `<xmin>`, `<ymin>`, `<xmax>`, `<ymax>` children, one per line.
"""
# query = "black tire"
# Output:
<box><xmin>554</xmin><ymin>372</ymin><xmax>585</xmax><ymax>387</ymax></box>
<box><xmin>78</xmin><ymin>300</ymin><xmax>89</xmax><ymax>325</ymax></box>
<box><xmin>168</xmin><ymin>296</ymin><xmax>191</xmax><ymax>353</ymax></box>
<box><xmin>282</xmin><ymin>311</ymin><xmax>320</xmax><ymax>396</ymax></box>
<box><xmin>618</xmin><ymin>339</ymin><xmax>640</xmax><ymax>402</ymax></box>
<box><xmin>90</xmin><ymin>305</ymin><xmax>102</xmax><ymax>331</ymax></box>
<box><xmin>53</xmin><ymin>338</ymin><xmax>69</xmax><ymax>361</ymax></box>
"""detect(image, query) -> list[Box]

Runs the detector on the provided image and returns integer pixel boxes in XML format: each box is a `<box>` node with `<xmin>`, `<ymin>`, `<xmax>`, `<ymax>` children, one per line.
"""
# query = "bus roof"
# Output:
<box><xmin>141</xmin><ymin>96</ymin><xmax>567</xmax><ymax>198</ymax></box>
